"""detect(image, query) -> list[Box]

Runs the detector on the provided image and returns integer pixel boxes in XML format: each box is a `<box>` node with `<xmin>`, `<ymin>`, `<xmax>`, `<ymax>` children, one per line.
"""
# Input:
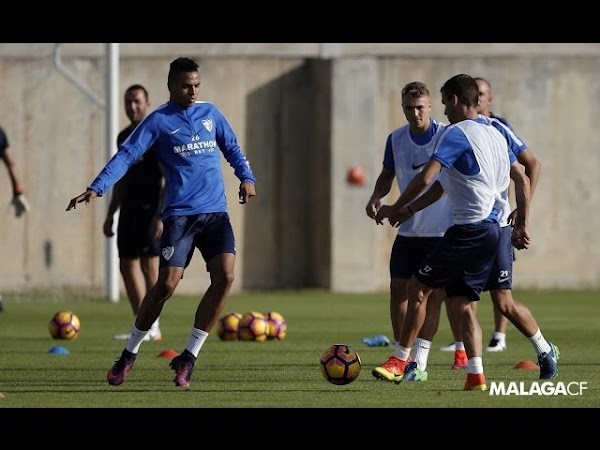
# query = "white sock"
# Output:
<box><xmin>467</xmin><ymin>357</ymin><xmax>484</xmax><ymax>374</ymax></box>
<box><xmin>528</xmin><ymin>328</ymin><xmax>551</xmax><ymax>356</ymax></box>
<box><xmin>393</xmin><ymin>345</ymin><xmax>411</xmax><ymax>361</ymax></box>
<box><xmin>413</xmin><ymin>338</ymin><xmax>431</xmax><ymax>371</ymax></box>
<box><xmin>185</xmin><ymin>327</ymin><xmax>209</xmax><ymax>358</ymax></box>
<box><xmin>126</xmin><ymin>325</ymin><xmax>149</xmax><ymax>354</ymax></box>
<box><xmin>455</xmin><ymin>341</ymin><xmax>465</xmax><ymax>351</ymax></box>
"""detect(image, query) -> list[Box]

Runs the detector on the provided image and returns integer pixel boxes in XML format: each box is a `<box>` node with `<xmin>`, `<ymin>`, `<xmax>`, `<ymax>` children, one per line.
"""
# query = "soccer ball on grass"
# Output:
<box><xmin>49</xmin><ymin>310</ymin><xmax>81</xmax><ymax>340</ymax></box>
<box><xmin>217</xmin><ymin>312</ymin><xmax>243</xmax><ymax>341</ymax></box>
<box><xmin>320</xmin><ymin>344</ymin><xmax>361</xmax><ymax>385</ymax></box>
<box><xmin>265</xmin><ymin>311</ymin><xmax>287</xmax><ymax>340</ymax></box>
<box><xmin>238</xmin><ymin>311</ymin><xmax>269</xmax><ymax>342</ymax></box>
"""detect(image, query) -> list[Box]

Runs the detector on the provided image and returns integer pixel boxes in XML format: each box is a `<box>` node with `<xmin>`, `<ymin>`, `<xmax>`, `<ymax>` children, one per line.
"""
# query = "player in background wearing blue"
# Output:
<box><xmin>0</xmin><ymin>125</ymin><xmax>30</xmax><ymax>312</ymax></box>
<box><xmin>103</xmin><ymin>84</ymin><xmax>164</xmax><ymax>342</ymax></box>
<box><xmin>67</xmin><ymin>57</ymin><xmax>256</xmax><ymax>388</ymax></box>
<box><xmin>376</xmin><ymin>74</ymin><xmax>526</xmax><ymax>390</ymax></box>
<box><xmin>366</xmin><ymin>81</ymin><xmax>466</xmax><ymax>383</ymax></box>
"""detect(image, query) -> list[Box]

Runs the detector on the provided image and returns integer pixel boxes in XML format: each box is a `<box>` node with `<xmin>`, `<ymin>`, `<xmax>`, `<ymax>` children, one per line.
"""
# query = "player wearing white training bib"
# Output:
<box><xmin>434</xmin><ymin>117</ymin><xmax>510</xmax><ymax>226</ymax></box>
<box><xmin>388</xmin><ymin>119</ymin><xmax>452</xmax><ymax>237</ymax></box>
<box><xmin>367</xmin><ymin>82</ymin><xmax>455</xmax><ymax>383</ymax></box>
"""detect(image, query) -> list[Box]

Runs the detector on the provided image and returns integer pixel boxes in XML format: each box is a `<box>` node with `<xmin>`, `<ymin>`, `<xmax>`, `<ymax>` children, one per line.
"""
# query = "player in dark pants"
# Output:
<box><xmin>104</xmin><ymin>84</ymin><xmax>165</xmax><ymax>341</ymax></box>
<box><xmin>67</xmin><ymin>57</ymin><xmax>256</xmax><ymax>388</ymax></box>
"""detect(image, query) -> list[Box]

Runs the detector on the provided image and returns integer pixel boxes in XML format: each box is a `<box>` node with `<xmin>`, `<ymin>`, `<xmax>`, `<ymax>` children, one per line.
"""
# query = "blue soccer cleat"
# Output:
<box><xmin>538</xmin><ymin>342</ymin><xmax>560</xmax><ymax>379</ymax></box>
<box><xmin>403</xmin><ymin>361</ymin><xmax>428</xmax><ymax>381</ymax></box>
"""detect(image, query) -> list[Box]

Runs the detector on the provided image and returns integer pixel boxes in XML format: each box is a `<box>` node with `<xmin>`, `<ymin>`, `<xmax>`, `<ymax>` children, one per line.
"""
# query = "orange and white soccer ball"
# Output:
<box><xmin>48</xmin><ymin>310</ymin><xmax>81</xmax><ymax>340</ymax></box>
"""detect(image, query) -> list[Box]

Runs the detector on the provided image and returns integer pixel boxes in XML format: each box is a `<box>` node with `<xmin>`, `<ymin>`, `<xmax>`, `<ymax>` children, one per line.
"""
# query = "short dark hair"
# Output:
<box><xmin>440</xmin><ymin>74</ymin><xmax>479</xmax><ymax>108</ymax></box>
<box><xmin>401</xmin><ymin>81</ymin><xmax>430</xmax><ymax>101</ymax></box>
<box><xmin>168</xmin><ymin>57</ymin><xmax>199</xmax><ymax>84</ymax></box>
<box><xmin>124</xmin><ymin>84</ymin><xmax>149</xmax><ymax>101</ymax></box>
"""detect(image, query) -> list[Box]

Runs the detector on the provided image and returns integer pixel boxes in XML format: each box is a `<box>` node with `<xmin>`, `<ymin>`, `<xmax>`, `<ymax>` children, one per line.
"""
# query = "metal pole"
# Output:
<box><xmin>105</xmin><ymin>43</ymin><xmax>120</xmax><ymax>302</ymax></box>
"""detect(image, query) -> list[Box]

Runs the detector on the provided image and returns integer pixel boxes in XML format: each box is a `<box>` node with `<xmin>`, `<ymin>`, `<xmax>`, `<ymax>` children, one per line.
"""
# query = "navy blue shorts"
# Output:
<box><xmin>117</xmin><ymin>209</ymin><xmax>160</xmax><ymax>259</ymax></box>
<box><xmin>159</xmin><ymin>212</ymin><xmax>236</xmax><ymax>269</ymax></box>
<box><xmin>390</xmin><ymin>235</ymin><xmax>443</xmax><ymax>279</ymax></box>
<box><xmin>415</xmin><ymin>222</ymin><xmax>500</xmax><ymax>301</ymax></box>
<box><xmin>484</xmin><ymin>225</ymin><xmax>513</xmax><ymax>291</ymax></box>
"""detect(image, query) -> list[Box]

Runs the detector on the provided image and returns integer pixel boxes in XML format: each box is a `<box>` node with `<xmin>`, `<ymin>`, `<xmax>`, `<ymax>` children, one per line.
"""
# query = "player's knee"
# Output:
<box><xmin>390</xmin><ymin>278</ymin><xmax>409</xmax><ymax>300</ymax></box>
<box><xmin>212</xmin><ymin>270</ymin><xmax>234</xmax><ymax>290</ymax></box>
<box><xmin>406</xmin><ymin>278</ymin><xmax>429</xmax><ymax>305</ymax></box>
<box><xmin>153</xmin><ymin>279</ymin><xmax>177</xmax><ymax>299</ymax></box>
<box><xmin>491</xmin><ymin>291</ymin><xmax>512</xmax><ymax>314</ymax></box>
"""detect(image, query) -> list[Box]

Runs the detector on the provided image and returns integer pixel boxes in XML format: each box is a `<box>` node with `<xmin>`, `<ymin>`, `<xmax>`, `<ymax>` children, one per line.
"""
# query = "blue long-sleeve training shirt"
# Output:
<box><xmin>88</xmin><ymin>100</ymin><xmax>255</xmax><ymax>220</ymax></box>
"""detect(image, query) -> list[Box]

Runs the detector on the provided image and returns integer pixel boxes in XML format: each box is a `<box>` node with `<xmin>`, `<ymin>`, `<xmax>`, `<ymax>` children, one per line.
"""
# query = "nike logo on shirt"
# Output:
<box><xmin>412</xmin><ymin>162</ymin><xmax>427</xmax><ymax>170</ymax></box>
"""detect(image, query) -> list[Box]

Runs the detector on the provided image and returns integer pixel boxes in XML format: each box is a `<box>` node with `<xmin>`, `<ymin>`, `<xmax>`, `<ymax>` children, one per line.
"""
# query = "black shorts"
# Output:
<box><xmin>117</xmin><ymin>209</ymin><xmax>160</xmax><ymax>259</ymax></box>
<box><xmin>390</xmin><ymin>235</ymin><xmax>443</xmax><ymax>279</ymax></box>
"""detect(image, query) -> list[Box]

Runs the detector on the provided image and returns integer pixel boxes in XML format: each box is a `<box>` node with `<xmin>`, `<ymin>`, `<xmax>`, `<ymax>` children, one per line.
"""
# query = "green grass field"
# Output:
<box><xmin>0</xmin><ymin>289</ymin><xmax>597</xmax><ymax>408</ymax></box>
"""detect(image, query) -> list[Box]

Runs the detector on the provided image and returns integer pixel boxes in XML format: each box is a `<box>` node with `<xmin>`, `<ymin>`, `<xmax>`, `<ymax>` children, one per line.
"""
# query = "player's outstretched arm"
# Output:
<box><xmin>66</xmin><ymin>189</ymin><xmax>98</xmax><ymax>211</ymax></box>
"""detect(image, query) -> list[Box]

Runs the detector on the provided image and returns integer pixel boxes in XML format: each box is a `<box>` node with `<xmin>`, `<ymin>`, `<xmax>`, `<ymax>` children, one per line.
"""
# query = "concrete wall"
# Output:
<box><xmin>0</xmin><ymin>43</ymin><xmax>598</xmax><ymax>296</ymax></box>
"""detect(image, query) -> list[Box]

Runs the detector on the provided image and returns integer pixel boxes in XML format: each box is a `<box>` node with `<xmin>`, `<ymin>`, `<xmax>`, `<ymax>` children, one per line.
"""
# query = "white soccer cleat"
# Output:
<box><xmin>486</xmin><ymin>338</ymin><xmax>507</xmax><ymax>352</ymax></box>
<box><xmin>113</xmin><ymin>330</ymin><xmax>163</xmax><ymax>341</ymax></box>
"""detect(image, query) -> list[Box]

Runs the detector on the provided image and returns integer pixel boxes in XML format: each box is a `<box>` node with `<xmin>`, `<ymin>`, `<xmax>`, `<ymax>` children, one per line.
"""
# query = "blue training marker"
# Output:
<box><xmin>48</xmin><ymin>346</ymin><xmax>70</xmax><ymax>355</ymax></box>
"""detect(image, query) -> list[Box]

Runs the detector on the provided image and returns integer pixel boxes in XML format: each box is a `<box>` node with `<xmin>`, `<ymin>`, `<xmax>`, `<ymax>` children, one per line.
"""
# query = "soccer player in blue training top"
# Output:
<box><xmin>1</xmin><ymin>124</ymin><xmax>30</xmax><ymax>312</ymax></box>
<box><xmin>376</xmin><ymin>74</ymin><xmax>534</xmax><ymax>390</ymax></box>
<box><xmin>67</xmin><ymin>57</ymin><xmax>257</xmax><ymax>388</ymax></box>
<box><xmin>103</xmin><ymin>84</ymin><xmax>164</xmax><ymax>342</ymax></box>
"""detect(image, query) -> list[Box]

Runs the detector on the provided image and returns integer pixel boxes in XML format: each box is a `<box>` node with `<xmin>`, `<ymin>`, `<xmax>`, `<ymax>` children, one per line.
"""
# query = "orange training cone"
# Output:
<box><xmin>514</xmin><ymin>360</ymin><xmax>538</xmax><ymax>370</ymax></box>
<box><xmin>158</xmin><ymin>349</ymin><xmax>179</xmax><ymax>358</ymax></box>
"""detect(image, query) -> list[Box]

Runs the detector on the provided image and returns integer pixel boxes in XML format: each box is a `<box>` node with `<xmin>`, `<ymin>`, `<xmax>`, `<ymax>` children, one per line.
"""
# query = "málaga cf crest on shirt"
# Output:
<box><xmin>202</xmin><ymin>119</ymin><xmax>213</xmax><ymax>132</ymax></box>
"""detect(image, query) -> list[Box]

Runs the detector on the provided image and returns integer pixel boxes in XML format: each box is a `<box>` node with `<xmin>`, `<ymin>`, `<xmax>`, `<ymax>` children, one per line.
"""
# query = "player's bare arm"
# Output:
<box><xmin>509</xmin><ymin>148</ymin><xmax>541</xmax><ymax>226</ymax></box>
<box><xmin>375</xmin><ymin>159</ymin><xmax>441</xmax><ymax>223</ymax></box>
<box><xmin>517</xmin><ymin>148</ymin><xmax>541</xmax><ymax>196</ymax></box>
<box><xmin>66</xmin><ymin>189</ymin><xmax>98</xmax><ymax>211</ymax></box>
<box><xmin>365</xmin><ymin>168</ymin><xmax>394</xmax><ymax>224</ymax></box>
<box><xmin>388</xmin><ymin>181</ymin><xmax>445</xmax><ymax>227</ymax></box>
<box><xmin>509</xmin><ymin>162</ymin><xmax>531</xmax><ymax>250</ymax></box>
